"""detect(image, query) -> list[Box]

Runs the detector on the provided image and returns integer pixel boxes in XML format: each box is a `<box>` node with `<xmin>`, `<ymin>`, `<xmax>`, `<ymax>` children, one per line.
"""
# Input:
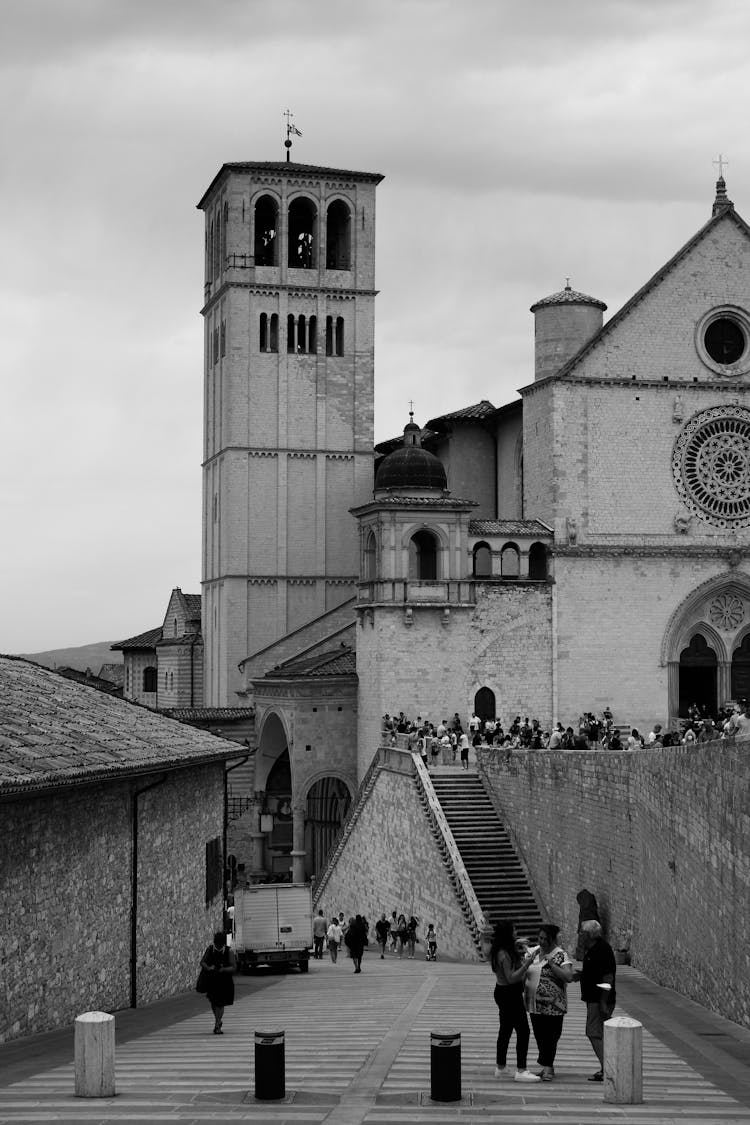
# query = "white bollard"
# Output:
<box><xmin>603</xmin><ymin>1015</ymin><xmax>643</xmax><ymax>1104</ymax></box>
<box><xmin>74</xmin><ymin>1011</ymin><xmax>116</xmax><ymax>1097</ymax></box>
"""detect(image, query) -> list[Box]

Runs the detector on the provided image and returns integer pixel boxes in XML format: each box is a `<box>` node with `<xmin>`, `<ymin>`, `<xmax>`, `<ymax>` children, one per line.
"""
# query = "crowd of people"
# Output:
<box><xmin>382</xmin><ymin>699</ymin><xmax>750</xmax><ymax>756</ymax></box>
<box><xmin>311</xmin><ymin>909</ymin><xmax>438</xmax><ymax>966</ymax></box>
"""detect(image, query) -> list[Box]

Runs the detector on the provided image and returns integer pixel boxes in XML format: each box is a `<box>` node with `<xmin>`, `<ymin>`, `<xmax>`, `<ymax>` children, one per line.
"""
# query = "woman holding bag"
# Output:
<box><xmin>200</xmin><ymin>931</ymin><xmax>236</xmax><ymax>1035</ymax></box>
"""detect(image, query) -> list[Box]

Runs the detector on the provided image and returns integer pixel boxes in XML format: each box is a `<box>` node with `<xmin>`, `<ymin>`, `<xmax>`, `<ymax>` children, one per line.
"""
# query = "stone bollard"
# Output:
<box><xmin>603</xmin><ymin>1016</ymin><xmax>643</xmax><ymax>1104</ymax></box>
<box><xmin>74</xmin><ymin>1011</ymin><xmax>116</xmax><ymax>1097</ymax></box>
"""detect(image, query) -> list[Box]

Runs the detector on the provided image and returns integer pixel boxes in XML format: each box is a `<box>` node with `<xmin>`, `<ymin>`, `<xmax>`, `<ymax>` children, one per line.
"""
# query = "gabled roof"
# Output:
<box><xmin>265</xmin><ymin>645</ymin><xmax>356</xmax><ymax>679</ymax></box>
<box><xmin>521</xmin><ymin>199</ymin><xmax>750</xmax><ymax>391</ymax></box>
<box><xmin>55</xmin><ymin>667</ymin><xmax>122</xmax><ymax>696</ymax></box>
<box><xmin>470</xmin><ymin>519</ymin><xmax>553</xmax><ymax>536</ymax></box>
<box><xmin>0</xmin><ymin>656</ymin><xmax>244</xmax><ymax>797</ymax></box>
<box><xmin>111</xmin><ymin>626</ymin><xmax>161</xmax><ymax>651</ymax></box>
<box><xmin>98</xmin><ymin>664</ymin><xmax>125</xmax><ymax>686</ymax></box>
<box><xmin>198</xmin><ymin>162</ymin><xmax>384</xmax><ymax>208</ymax></box>
<box><xmin>425</xmin><ymin>400</ymin><xmax>497</xmax><ymax>432</ymax></box>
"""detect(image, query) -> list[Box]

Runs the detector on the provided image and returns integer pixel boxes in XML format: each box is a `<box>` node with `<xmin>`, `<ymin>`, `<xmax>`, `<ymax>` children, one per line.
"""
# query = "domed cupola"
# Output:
<box><xmin>530</xmin><ymin>280</ymin><xmax>607</xmax><ymax>381</ymax></box>
<box><xmin>374</xmin><ymin>413</ymin><xmax>447</xmax><ymax>496</ymax></box>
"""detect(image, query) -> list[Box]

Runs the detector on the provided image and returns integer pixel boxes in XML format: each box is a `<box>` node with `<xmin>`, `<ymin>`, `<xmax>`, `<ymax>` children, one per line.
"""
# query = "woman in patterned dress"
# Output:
<box><xmin>524</xmin><ymin>924</ymin><xmax>574</xmax><ymax>1081</ymax></box>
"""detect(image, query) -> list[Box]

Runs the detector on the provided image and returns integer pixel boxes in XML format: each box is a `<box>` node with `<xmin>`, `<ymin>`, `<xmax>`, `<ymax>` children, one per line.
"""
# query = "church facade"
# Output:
<box><xmin>198</xmin><ymin>158</ymin><xmax>750</xmax><ymax>882</ymax></box>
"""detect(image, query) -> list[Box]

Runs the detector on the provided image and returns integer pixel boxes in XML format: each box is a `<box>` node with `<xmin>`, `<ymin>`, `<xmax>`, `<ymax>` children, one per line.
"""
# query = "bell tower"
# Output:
<box><xmin>198</xmin><ymin>159</ymin><xmax>383</xmax><ymax>705</ymax></box>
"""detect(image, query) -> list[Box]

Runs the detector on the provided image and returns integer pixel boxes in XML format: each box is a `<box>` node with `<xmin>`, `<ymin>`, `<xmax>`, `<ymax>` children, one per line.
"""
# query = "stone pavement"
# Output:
<box><xmin>1</xmin><ymin>957</ymin><xmax>750</xmax><ymax>1124</ymax></box>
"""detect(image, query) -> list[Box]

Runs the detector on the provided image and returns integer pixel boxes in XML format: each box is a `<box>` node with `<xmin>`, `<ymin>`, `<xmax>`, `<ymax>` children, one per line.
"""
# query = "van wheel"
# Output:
<box><xmin>299</xmin><ymin>960</ymin><xmax>309</xmax><ymax>973</ymax></box>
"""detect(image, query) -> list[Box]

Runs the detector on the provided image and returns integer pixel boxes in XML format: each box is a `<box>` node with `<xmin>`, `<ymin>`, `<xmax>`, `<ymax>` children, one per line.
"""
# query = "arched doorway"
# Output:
<box><xmin>409</xmin><ymin>530</ymin><xmax>438</xmax><ymax>580</ymax></box>
<box><xmin>679</xmin><ymin>634</ymin><xmax>717</xmax><ymax>717</ymax></box>
<box><xmin>732</xmin><ymin>634</ymin><xmax>750</xmax><ymax>701</ymax></box>
<box><xmin>305</xmin><ymin>777</ymin><xmax>351</xmax><ymax>879</ymax></box>
<box><xmin>474</xmin><ymin>686</ymin><xmax>496</xmax><ymax>722</ymax></box>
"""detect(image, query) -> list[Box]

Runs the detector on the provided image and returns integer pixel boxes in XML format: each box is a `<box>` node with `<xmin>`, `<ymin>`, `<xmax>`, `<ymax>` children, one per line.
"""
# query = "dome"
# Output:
<box><xmin>374</xmin><ymin>415</ymin><xmax>447</xmax><ymax>493</ymax></box>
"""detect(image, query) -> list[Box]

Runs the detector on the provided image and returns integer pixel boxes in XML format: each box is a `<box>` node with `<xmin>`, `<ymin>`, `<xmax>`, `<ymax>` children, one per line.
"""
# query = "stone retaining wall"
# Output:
<box><xmin>478</xmin><ymin>740</ymin><xmax>750</xmax><ymax>1028</ymax></box>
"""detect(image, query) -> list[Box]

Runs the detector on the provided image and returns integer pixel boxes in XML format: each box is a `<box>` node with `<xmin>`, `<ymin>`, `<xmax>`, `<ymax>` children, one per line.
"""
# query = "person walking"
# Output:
<box><xmin>375</xmin><ymin>913</ymin><xmax>390</xmax><ymax>958</ymax></box>
<box><xmin>312</xmin><ymin>909</ymin><xmax>327</xmax><ymax>959</ymax></box>
<box><xmin>525</xmin><ymin>924</ymin><xmax>573</xmax><ymax>1081</ymax></box>
<box><xmin>327</xmin><ymin>916</ymin><xmax>343</xmax><ymax>963</ymax></box>
<box><xmin>345</xmin><ymin>914</ymin><xmax>368</xmax><ymax>973</ymax></box>
<box><xmin>405</xmin><ymin>916</ymin><xmax>418</xmax><ymax>959</ymax></box>
<box><xmin>574</xmin><ymin>919</ymin><xmax>616</xmax><ymax>1082</ymax></box>
<box><xmin>487</xmin><ymin>919</ymin><xmax>540</xmax><ymax>1083</ymax></box>
<box><xmin>199</xmin><ymin>930</ymin><xmax>236</xmax><ymax>1035</ymax></box>
<box><xmin>425</xmin><ymin>923</ymin><xmax>438</xmax><ymax>961</ymax></box>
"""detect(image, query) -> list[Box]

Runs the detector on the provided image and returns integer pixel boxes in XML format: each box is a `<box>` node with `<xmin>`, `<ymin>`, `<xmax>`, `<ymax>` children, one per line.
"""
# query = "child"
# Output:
<box><xmin>425</xmin><ymin>923</ymin><xmax>438</xmax><ymax>961</ymax></box>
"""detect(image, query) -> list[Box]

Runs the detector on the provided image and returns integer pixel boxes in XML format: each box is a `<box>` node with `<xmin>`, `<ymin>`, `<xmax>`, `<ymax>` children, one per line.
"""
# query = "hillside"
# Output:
<box><xmin>17</xmin><ymin>641</ymin><xmax>123</xmax><ymax>675</ymax></box>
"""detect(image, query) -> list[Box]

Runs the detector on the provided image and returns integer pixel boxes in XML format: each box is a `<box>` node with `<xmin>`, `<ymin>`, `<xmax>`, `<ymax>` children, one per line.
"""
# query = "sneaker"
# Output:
<box><xmin>493</xmin><ymin>1065</ymin><xmax>508</xmax><ymax>1078</ymax></box>
<box><xmin>514</xmin><ymin>1069</ymin><xmax>541</xmax><ymax>1083</ymax></box>
<box><xmin>587</xmin><ymin>1070</ymin><xmax>603</xmax><ymax>1082</ymax></box>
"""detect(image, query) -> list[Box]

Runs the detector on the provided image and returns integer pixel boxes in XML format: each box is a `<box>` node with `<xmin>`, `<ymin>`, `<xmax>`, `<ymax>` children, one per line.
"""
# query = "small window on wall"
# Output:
<box><xmin>287</xmin><ymin>314</ymin><xmax>317</xmax><ymax>354</ymax></box>
<box><xmin>143</xmin><ymin>667</ymin><xmax>157</xmax><ymax>693</ymax></box>
<box><xmin>500</xmin><ymin>543</ymin><xmax>520</xmax><ymax>579</ymax></box>
<box><xmin>259</xmin><ymin>313</ymin><xmax>279</xmax><ymax>353</ymax></box>
<box><xmin>220</xmin><ymin>320</ymin><xmax>226</xmax><ymax>357</ymax></box>
<box><xmin>325</xmin><ymin>315</ymin><xmax>345</xmax><ymax>356</ymax></box>
<box><xmin>364</xmin><ymin>530</ymin><xmax>377</xmax><ymax>580</ymax></box>
<box><xmin>205</xmin><ymin>837</ymin><xmax>222</xmax><ymax>905</ymax></box>
<box><xmin>213</xmin><ymin>327</ymin><xmax>219</xmax><ymax>365</ymax></box>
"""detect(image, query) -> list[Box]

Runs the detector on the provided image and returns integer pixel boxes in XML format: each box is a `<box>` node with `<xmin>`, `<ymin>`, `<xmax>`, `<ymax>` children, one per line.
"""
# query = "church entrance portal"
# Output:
<box><xmin>732</xmin><ymin>634</ymin><xmax>750</xmax><ymax>701</ymax></box>
<box><xmin>678</xmin><ymin>634</ymin><xmax>717</xmax><ymax>717</ymax></box>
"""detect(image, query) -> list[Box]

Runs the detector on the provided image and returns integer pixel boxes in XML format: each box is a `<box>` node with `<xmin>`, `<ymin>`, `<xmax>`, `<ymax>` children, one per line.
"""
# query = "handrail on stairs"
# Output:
<box><xmin>412</xmin><ymin>754</ymin><xmax>488</xmax><ymax>947</ymax></box>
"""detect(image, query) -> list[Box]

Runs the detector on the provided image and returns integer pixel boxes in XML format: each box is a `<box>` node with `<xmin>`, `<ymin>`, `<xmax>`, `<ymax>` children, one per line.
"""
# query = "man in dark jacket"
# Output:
<box><xmin>575</xmin><ymin>919</ymin><xmax>616</xmax><ymax>1081</ymax></box>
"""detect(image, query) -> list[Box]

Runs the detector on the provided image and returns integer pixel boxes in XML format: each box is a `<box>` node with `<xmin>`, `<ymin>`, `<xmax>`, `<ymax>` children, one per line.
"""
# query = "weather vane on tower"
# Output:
<box><xmin>284</xmin><ymin>109</ymin><xmax>302</xmax><ymax>163</ymax></box>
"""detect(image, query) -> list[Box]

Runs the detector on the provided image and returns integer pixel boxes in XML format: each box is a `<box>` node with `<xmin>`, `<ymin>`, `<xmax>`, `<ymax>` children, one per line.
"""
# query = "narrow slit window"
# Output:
<box><xmin>259</xmin><ymin>313</ymin><xmax>268</xmax><ymax>352</ymax></box>
<box><xmin>287</xmin><ymin>313</ymin><xmax>296</xmax><ymax>353</ymax></box>
<box><xmin>335</xmin><ymin>316</ymin><xmax>344</xmax><ymax>356</ymax></box>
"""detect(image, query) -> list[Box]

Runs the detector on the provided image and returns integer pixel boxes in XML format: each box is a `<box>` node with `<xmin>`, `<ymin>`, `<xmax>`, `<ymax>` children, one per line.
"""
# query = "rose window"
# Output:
<box><xmin>709</xmin><ymin>593</ymin><xmax>745</xmax><ymax>631</ymax></box>
<box><xmin>673</xmin><ymin>406</ymin><xmax>750</xmax><ymax>528</ymax></box>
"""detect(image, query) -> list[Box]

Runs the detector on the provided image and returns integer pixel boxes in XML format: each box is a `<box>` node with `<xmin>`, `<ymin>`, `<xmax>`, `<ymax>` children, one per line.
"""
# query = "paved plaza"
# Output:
<box><xmin>1</xmin><ymin>957</ymin><xmax>750</xmax><ymax>1124</ymax></box>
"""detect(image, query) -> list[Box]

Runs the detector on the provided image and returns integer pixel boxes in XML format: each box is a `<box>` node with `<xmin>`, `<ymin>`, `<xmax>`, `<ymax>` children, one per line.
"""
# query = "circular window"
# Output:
<box><xmin>696</xmin><ymin>306</ymin><xmax>750</xmax><ymax>376</ymax></box>
<box><xmin>672</xmin><ymin>405</ymin><xmax>750</xmax><ymax>527</ymax></box>
<box><xmin>704</xmin><ymin>318</ymin><xmax>745</xmax><ymax>365</ymax></box>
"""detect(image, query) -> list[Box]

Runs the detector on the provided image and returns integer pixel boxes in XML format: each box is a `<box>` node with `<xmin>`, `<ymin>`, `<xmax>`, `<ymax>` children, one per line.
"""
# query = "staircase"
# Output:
<box><xmin>430</xmin><ymin>772</ymin><xmax>543</xmax><ymax>938</ymax></box>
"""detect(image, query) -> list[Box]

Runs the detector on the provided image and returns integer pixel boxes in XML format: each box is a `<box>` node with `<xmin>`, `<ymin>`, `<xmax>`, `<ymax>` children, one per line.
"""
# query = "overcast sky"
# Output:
<box><xmin>2</xmin><ymin>0</ymin><xmax>749</xmax><ymax>653</ymax></box>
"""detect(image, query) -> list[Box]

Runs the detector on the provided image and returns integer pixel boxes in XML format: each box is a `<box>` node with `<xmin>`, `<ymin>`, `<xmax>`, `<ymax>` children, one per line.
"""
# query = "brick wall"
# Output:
<box><xmin>477</xmin><ymin>740</ymin><xmax>750</xmax><ymax>1027</ymax></box>
<box><xmin>315</xmin><ymin>758</ymin><xmax>480</xmax><ymax>960</ymax></box>
<box><xmin>0</xmin><ymin>763</ymin><xmax>225</xmax><ymax>1042</ymax></box>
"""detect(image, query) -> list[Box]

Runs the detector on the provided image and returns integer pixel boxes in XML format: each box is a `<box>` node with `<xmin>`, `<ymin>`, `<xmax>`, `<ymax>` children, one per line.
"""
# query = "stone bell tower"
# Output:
<box><xmin>198</xmin><ymin>159</ymin><xmax>383</xmax><ymax>705</ymax></box>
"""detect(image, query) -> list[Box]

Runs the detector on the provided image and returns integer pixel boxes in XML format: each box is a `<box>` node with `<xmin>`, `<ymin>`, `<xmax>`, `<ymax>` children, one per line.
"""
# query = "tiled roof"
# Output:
<box><xmin>267</xmin><ymin>646</ymin><xmax>357</xmax><ymax>679</ymax></box>
<box><xmin>0</xmin><ymin>656</ymin><xmax>244</xmax><ymax>797</ymax></box>
<box><xmin>55</xmin><ymin>667</ymin><xmax>122</xmax><ymax>696</ymax></box>
<box><xmin>165</xmin><ymin>708</ymin><xmax>254</xmax><ymax>722</ymax></box>
<box><xmin>355</xmin><ymin>495</ymin><xmax>477</xmax><ymax>509</ymax></box>
<box><xmin>183</xmin><ymin>594</ymin><xmax>202</xmax><ymax>620</ymax></box>
<box><xmin>98</xmin><ymin>664</ymin><xmax>125</xmax><ymax>686</ymax></box>
<box><xmin>470</xmin><ymin>519</ymin><xmax>553</xmax><ymax>536</ymax></box>
<box><xmin>425</xmin><ymin>400</ymin><xmax>497</xmax><ymax>431</ymax></box>
<box><xmin>530</xmin><ymin>285</ymin><xmax>607</xmax><ymax>312</ymax></box>
<box><xmin>198</xmin><ymin>162</ymin><xmax>383</xmax><ymax>208</ymax></box>
<box><xmin>111</xmin><ymin>627</ymin><xmax>162</xmax><ymax>651</ymax></box>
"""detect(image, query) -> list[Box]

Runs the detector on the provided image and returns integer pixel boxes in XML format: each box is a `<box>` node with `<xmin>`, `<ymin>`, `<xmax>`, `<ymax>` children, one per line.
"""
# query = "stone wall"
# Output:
<box><xmin>0</xmin><ymin>763</ymin><xmax>225</xmax><ymax>1042</ymax></box>
<box><xmin>477</xmin><ymin>740</ymin><xmax>750</xmax><ymax>1028</ymax></box>
<box><xmin>315</xmin><ymin>754</ymin><xmax>480</xmax><ymax>961</ymax></box>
